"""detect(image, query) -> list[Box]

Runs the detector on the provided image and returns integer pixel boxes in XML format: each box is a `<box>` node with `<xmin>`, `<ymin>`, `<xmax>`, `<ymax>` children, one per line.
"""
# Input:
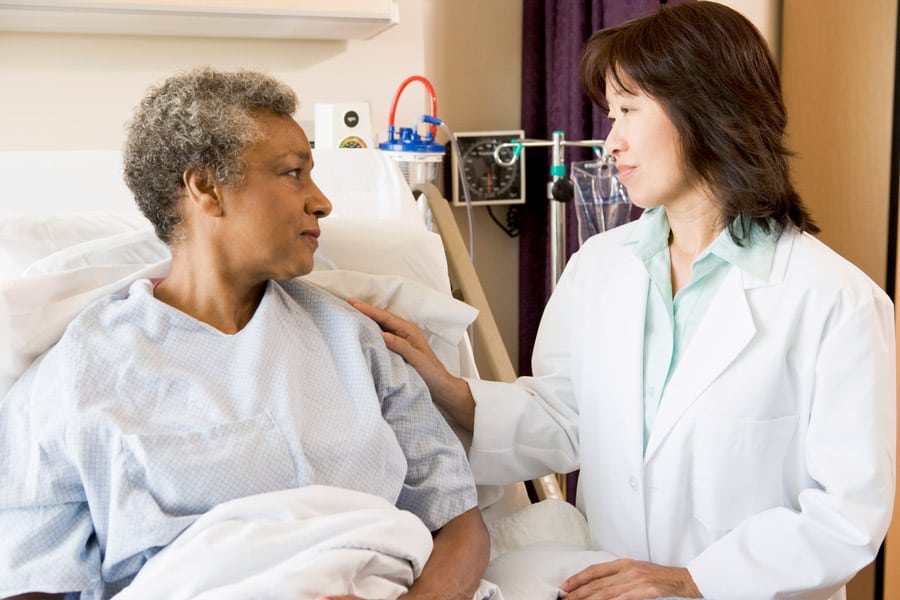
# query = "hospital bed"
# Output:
<box><xmin>0</xmin><ymin>148</ymin><xmax>598</xmax><ymax>598</ymax></box>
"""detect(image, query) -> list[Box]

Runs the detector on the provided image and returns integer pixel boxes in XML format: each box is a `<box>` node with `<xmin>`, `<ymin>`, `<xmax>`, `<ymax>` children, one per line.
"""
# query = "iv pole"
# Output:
<box><xmin>495</xmin><ymin>132</ymin><xmax>606</xmax><ymax>499</ymax></box>
<box><xmin>495</xmin><ymin>132</ymin><xmax>605</xmax><ymax>288</ymax></box>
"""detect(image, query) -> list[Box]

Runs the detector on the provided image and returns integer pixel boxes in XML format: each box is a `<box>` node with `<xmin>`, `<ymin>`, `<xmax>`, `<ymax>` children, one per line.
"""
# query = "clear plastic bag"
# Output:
<box><xmin>571</xmin><ymin>156</ymin><xmax>632</xmax><ymax>245</ymax></box>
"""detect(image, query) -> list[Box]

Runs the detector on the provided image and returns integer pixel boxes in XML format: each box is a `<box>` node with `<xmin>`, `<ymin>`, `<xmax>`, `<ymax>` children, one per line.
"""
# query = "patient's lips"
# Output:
<box><xmin>301</xmin><ymin>228</ymin><xmax>320</xmax><ymax>248</ymax></box>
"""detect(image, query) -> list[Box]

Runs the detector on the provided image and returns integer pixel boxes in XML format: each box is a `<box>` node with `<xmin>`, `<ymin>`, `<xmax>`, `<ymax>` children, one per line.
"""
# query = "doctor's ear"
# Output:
<box><xmin>183</xmin><ymin>166</ymin><xmax>225</xmax><ymax>217</ymax></box>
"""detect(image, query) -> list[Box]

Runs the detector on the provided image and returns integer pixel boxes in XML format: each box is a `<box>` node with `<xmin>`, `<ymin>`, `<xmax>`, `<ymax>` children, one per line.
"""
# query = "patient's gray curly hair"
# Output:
<box><xmin>123</xmin><ymin>67</ymin><xmax>297</xmax><ymax>244</ymax></box>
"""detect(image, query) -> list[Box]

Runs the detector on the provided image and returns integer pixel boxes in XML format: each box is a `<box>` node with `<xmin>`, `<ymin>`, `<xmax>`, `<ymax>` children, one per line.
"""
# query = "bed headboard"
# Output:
<box><xmin>0</xmin><ymin>148</ymin><xmax>423</xmax><ymax>224</ymax></box>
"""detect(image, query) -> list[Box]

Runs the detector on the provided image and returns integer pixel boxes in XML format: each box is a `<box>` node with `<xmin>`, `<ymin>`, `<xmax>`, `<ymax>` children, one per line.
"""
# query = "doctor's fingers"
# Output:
<box><xmin>349</xmin><ymin>301</ymin><xmax>441</xmax><ymax>365</ymax></box>
<box><xmin>560</xmin><ymin>559</ymin><xmax>700</xmax><ymax>600</ymax></box>
<box><xmin>348</xmin><ymin>300</ymin><xmax>429</xmax><ymax>345</ymax></box>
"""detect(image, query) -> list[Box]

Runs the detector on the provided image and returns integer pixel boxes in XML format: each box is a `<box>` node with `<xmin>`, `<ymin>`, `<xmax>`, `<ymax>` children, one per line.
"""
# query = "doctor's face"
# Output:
<box><xmin>604</xmin><ymin>77</ymin><xmax>705</xmax><ymax>212</ymax></box>
<box><xmin>217</xmin><ymin>111</ymin><xmax>332</xmax><ymax>281</ymax></box>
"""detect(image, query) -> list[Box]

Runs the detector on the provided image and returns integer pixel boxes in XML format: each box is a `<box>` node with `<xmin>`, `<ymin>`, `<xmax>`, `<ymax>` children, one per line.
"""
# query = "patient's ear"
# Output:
<box><xmin>183</xmin><ymin>166</ymin><xmax>224</xmax><ymax>217</ymax></box>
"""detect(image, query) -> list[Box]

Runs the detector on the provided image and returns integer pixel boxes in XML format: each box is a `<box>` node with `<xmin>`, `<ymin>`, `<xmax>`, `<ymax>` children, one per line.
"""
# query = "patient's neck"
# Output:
<box><xmin>154</xmin><ymin>253</ymin><xmax>265</xmax><ymax>335</ymax></box>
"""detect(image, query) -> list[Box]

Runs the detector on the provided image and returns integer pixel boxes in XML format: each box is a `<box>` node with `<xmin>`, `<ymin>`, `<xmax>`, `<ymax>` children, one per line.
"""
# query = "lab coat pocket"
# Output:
<box><xmin>121</xmin><ymin>412</ymin><xmax>298</xmax><ymax>515</ymax></box>
<box><xmin>692</xmin><ymin>413</ymin><xmax>798</xmax><ymax>532</ymax></box>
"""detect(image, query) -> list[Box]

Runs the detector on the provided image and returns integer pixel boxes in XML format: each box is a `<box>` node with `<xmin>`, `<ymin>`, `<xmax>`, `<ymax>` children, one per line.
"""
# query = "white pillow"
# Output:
<box><xmin>0</xmin><ymin>212</ymin><xmax>153</xmax><ymax>282</ymax></box>
<box><xmin>0</xmin><ymin>216</ymin><xmax>462</xmax><ymax>398</ymax></box>
<box><xmin>484</xmin><ymin>542</ymin><xmax>617</xmax><ymax>600</ymax></box>
<box><xmin>484</xmin><ymin>498</ymin><xmax>591</xmax><ymax>560</ymax></box>
<box><xmin>315</xmin><ymin>218</ymin><xmax>451</xmax><ymax>295</ymax></box>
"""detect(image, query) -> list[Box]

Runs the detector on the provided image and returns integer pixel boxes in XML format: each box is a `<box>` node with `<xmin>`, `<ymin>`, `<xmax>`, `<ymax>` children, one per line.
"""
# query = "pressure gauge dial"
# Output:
<box><xmin>452</xmin><ymin>131</ymin><xmax>525</xmax><ymax>206</ymax></box>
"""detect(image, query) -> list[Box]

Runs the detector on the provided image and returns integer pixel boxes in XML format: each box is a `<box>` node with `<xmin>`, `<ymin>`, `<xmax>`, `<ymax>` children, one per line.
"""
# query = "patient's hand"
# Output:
<box><xmin>560</xmin><ymin>558</ymin><xmax>702</xmax><ymax>599</ymax></box>
<box><xmin>349</xmin><ymin>300</ymin><xmax>475</xmax><ymax>431</ymax></box>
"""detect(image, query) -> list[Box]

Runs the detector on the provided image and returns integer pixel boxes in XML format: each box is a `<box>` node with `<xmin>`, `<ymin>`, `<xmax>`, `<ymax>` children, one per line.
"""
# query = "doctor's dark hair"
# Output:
<box><xmin>580</xmin><ymin>1</ymin><xmax>818</xmax><ymax>242</ymax></box>
<box><xmin>123</xmin><ymin>67</ymin><xmax>297</xmax><ymax>244</ymax></box>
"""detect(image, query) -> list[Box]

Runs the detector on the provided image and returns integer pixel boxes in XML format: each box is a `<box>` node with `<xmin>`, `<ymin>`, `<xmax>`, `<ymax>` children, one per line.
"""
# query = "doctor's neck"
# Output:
<box><xmin>664</xmin><ymin>197</ymin><xmax>722</xmax><ymax>261</ymax></box>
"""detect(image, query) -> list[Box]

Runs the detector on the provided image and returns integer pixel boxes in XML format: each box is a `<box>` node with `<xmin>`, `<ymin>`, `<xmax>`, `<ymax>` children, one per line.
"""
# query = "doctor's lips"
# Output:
<box><xmin>615</xmin><ymin>164</ymin><xmax>636</xmax><ymax>180</ymax></box>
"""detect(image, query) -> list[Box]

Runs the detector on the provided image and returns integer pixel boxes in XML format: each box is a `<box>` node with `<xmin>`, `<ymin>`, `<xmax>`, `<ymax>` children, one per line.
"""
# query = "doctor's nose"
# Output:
<box><xmin>604</xmin><ymin>123</ymin><xmax>626</xmax><ymax>156</ymax></box>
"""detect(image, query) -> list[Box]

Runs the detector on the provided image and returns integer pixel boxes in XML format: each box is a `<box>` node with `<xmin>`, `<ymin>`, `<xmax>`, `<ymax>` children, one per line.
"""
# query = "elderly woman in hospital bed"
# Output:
<box><xmin>0</xmin><ymin>68</ymin><xmax>491</xmax><ymax>599</ymax></box>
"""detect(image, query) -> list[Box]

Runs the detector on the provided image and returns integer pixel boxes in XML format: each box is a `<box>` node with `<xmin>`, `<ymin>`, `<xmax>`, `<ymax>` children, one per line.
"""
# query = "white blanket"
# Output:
<box><xmin>115</xmin><ymin>486</ymin><xmax>501</xmax><ymax>600</ymax></box>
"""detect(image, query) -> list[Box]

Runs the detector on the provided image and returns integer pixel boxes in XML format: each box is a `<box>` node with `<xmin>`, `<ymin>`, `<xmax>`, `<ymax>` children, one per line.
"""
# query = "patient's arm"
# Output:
<box><xmin>319</xmin><ymin>506</ymin><xmax>490</xmax><ymax>600</ymax></box>
<box><xmin>405</xmin><ymin>506</ymin><xmax>490</xmax><ymax>599</ymax></box>
<box><xmin>350</xmin><ymin>300</ymin><xmax>476</xmax><ymax>431</ymax></box>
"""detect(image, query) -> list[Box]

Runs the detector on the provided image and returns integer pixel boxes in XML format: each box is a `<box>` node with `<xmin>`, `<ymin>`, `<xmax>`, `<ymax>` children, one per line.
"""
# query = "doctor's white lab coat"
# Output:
<box><xmin>467</xmin><ymin>221</ymin><xmax>896</xmax><ymax>600</ymax></box>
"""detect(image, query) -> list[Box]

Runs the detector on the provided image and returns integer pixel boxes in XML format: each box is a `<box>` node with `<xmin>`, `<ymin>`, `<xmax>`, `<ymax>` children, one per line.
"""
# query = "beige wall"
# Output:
<box><xmin>711</xmin><ymin>0</ymin><xmax>780</xmax><ymax>59</ymax></box>
<box><xmin>0</xmin><ymin>3</ymin><xmax>425</xmax><ymax>150</ymax></box>
<box><xmin>422</xmin><ymin>0</ymin><xmax>523</xmax><ymax>368</ymax></box>
<box><xmin>782</xmin><ymin>0</ymin><xmax>895</xmax><ymax>289</ymax></box>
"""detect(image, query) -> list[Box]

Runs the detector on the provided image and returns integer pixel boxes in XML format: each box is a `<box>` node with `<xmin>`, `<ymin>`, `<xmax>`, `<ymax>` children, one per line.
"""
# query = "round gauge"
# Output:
<box><xmin>462</xmin><ymin>141</ymin><xmax>518</xmax><ymax>199</ymax></box>
<box><xmin>453</xmin><ymin>132</ymin><xmax>525</xmax><ymax>206</ymax></box>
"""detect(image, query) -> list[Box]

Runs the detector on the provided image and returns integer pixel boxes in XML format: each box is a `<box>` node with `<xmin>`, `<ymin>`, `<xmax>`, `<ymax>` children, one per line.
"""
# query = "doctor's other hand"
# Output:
<box><xmin>560</xmin><ymin>559</ymin><xmax>702</xmax><ymax>600</ymax></box>
<box><xmin>349</xmin><ymin>300</ymin><xmax>476</xmax><ymax>431</ymax></box>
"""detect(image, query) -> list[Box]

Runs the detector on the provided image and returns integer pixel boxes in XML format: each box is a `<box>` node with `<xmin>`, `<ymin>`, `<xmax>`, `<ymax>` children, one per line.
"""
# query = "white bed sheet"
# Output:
<box><xmin>115</xmin><ymin>486</ymin><xmax>502</xmax><ymax>600</ymax></box>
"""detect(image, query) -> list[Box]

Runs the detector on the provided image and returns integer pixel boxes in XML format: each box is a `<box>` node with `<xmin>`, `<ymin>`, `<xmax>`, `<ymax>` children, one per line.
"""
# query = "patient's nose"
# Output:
<box><xmin>308</xmin><ymin>182</ymin><xmax>332</xmax><ymax>218</ymax></box>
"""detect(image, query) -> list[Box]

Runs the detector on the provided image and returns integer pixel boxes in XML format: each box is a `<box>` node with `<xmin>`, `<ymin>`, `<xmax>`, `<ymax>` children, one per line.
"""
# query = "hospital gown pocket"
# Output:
<box><xmin>121</xmin><ymin>413</ymin><xmax>298</xmax><ymax>515</ymax></box>
<box><xmin>691</xmin><ymin>413</ymin><xmax>798</xmax><ymax>532</ymax></box>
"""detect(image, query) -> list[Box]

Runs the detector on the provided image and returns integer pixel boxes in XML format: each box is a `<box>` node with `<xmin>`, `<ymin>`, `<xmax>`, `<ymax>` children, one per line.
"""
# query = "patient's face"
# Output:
<box><xmin>217</xmin><ymin>112</ymin><xmax>332</xmax><ymax>281</ymax></box>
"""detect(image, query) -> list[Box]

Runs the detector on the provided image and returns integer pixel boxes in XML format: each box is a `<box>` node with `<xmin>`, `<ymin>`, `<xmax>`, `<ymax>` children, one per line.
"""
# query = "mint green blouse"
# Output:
<box><xmin>630</xmin><ymin>207</ymin><xmax>778</xmax><ymax>452</ymax></box>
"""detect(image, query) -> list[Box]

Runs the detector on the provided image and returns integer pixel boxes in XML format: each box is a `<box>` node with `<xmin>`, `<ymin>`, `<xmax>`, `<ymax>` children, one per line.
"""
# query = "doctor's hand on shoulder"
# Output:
<box><xmin>559</xmin><ymin>559</ymin><xmax>701</xmax><ymax>600</ymax></box>
<box><xmin>349</xmin><ymin>300</ymin><xmax>477</xmax><ymax>432</ymax></box>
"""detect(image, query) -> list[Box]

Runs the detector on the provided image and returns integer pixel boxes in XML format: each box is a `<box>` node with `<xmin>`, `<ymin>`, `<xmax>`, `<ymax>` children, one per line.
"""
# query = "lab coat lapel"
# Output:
<box><xmin>644</xmin><ymin>266</ymin><xmax>757</xmax><ymax>461</ymax></box>
<box><xmin>600</xmin><ymin>261</ymin><xmax>650</xmax><ymax>458</ymax></box>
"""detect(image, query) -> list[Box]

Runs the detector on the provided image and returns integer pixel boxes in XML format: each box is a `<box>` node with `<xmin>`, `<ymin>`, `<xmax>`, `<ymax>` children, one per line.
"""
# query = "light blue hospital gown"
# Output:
<box><xmin>0</xmin><ymin>278</ymin><xmax>478</xmax><ymax>599</ymax></box>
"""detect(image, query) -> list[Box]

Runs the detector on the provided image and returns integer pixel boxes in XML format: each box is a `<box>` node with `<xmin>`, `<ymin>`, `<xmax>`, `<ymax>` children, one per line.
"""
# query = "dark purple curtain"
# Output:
<box><xmin>518</xmin><ymin>0</ymin><xmax>691</xmax><ymax>376</ymax></box>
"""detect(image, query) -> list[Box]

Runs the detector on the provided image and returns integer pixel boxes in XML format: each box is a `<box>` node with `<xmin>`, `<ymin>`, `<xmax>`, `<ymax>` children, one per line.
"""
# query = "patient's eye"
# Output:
<box><xmin>286</xmin><ymin>168</ymin><xmax>303</xmax><ymax>179</ymax></box>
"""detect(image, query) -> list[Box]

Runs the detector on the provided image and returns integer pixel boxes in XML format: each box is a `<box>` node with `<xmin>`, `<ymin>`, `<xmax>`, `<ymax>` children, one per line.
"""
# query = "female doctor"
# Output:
<box><xmin>353</xmin><ymin>2</ymin><xmax>896</xmax><ymax>599</ymax></box>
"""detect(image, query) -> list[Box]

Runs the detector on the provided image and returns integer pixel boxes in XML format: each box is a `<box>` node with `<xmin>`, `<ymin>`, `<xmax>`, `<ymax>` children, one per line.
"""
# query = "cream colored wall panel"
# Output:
<box><xmin>706</xmin><ymin>0</ymin><xmax>780</xmax><ymax>59</ymax></box>
<box><xmin>0</xmin><ymin>0</ymin><xmax>426</xmax><ymax>151</ymax></box>
<box><xmin>781</xmin><ymin>0</ymin><xmax>895</xmax><ymax>288</ymax></box>
<box><xmin>422</xmin><ymin>0</ymin><xmax>522</xmax><ymax>368</ymax></box>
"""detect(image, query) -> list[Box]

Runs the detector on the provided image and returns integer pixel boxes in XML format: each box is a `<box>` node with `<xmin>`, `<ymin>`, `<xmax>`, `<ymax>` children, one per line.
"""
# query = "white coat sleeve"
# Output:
<box><xmin>688</xmin><ymin>285</ymin><xmax>896</xmax><ymax>599</ymax></box>
<box><xmin>466</xmin><ymin>251</ymin><xmax>584</xmax><ymax>486</ymax></box>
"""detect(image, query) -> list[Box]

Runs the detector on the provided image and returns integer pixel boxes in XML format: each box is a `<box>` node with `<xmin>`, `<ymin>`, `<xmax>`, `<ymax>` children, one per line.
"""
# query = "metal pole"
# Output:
<box><xmin>549</xmin><ymin>130</ymin><xmax>566</xmax><ymax>288</ymax></box>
